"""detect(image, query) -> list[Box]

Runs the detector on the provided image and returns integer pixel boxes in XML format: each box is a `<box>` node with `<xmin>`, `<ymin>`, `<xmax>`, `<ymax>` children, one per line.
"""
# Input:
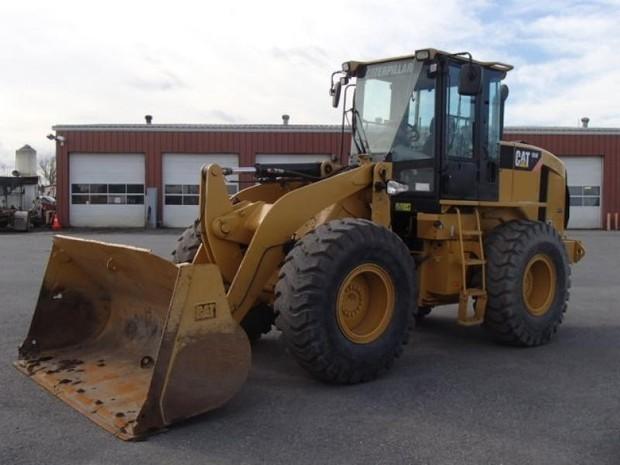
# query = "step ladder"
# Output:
<box><xmin>455</xmin><ymin>208</ymin><xmax>487</xmax><ymax>326</ymax></box>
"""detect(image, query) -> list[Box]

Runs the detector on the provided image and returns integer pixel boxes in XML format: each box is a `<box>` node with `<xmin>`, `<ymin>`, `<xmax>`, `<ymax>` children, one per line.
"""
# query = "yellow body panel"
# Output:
<box><xmin>14</xmin><ymin>45</ymin><xmax>588</xmax><ymax>442</ymax></box>
<box><xmin>15</xmin><ymin>147</ymin><xmax>585</xmax><ymax>440</ymax></box>
<box><xmin>191</xmin><ymin>156</ymin><xmax>582</xmax><ymax>314</ymax></box>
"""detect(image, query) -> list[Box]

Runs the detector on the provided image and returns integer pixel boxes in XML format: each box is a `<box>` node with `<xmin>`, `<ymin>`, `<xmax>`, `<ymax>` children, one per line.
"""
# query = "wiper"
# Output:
<box><xmin>344</xmin><ymin>108</ymin><xmax>364</xmax><ymax>155</ymax></box>
<box><xmin>352</xmin><ymin>108</ymin><xmax>373</xmax><ymax>156</ymax></box>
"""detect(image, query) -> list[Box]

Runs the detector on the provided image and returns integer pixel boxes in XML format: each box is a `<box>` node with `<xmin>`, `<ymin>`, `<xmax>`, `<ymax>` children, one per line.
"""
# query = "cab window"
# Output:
<box><xmin>390</xmin><ymin>65</ymin><xmax>437</xmax><ymax>195</ymax></box>
<box><xmin>486</xmin><ymin>77</ymin><xmax>502</xmax><ymax>161</ymax></box>
<box><xmin>446</xmin><ymin>65</ymin><xmax>476</xmax><ymax>159</ymax></box>
<box><xmin>390</xmin><ymin>72</ymin><xmax>436</xmax><ymax>162</ymax></box>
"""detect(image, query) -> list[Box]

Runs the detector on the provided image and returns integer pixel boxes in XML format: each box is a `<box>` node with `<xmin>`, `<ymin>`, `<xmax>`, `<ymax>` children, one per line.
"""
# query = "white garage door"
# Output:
<box><xmin>70</xmin><ymin>153</ymin><xmax>145</xmax><ymax>227</ymax></box>
<box><xmin>256</xmin><ymin>154</ymin><xmax>332</xmax><ymax>164</ymax></box>
<box><xmin>562</xmin><ymin>156</ymin><xmax>603</xmax><ymax>229</ymax></box>
<box><xmin>163</xmin><ymin>153</ymin><xmax>239</xmax><ymax>228</ymax></box>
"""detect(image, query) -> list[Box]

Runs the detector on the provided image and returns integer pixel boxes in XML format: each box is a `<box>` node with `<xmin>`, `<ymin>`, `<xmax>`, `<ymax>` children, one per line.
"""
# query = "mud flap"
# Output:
<box><xmin>14</xmin><ymin>235</ymin><xmax>251</xmax><ymax>440</ymax></box>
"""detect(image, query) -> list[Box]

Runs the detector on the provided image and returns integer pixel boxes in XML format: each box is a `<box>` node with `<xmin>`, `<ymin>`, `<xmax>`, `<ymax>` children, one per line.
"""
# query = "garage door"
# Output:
<box><xmin>163</xmin><ymin>153</ymin><xmax>239</xmax><ymax>228</ymax></box>
<box><xmin>562</xmin><ymin>156</ymin><xmax>603</xmax><ymax>229</ymax></box>
<box><xmin>70</xmin><ymin>153</ymin><xmax>145</xmax><ymax>227</ymax></box>
<box><xmin>255</xmin><ymin>154</ymin><xmax>332</xmax><ymax>164</ymax></box>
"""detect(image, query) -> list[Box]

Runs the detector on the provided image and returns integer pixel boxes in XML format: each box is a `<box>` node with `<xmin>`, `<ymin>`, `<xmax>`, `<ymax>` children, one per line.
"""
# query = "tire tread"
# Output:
<box><xmin>275</xmin><ymin>218</ymin><xmax>416</xmax><ymax>384</ymax></box>
<box><xmin>483</xmin><ymin>220</ymin><xmax>570</xmax><ymax>346</ymax></box>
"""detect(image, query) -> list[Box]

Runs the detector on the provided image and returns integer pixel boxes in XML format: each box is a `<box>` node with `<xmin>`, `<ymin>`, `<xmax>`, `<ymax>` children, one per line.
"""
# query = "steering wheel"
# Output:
<box><xmin>406</xmin><ymin>124</ymin><xmax>420</xmax><ymax>143</ymax></box>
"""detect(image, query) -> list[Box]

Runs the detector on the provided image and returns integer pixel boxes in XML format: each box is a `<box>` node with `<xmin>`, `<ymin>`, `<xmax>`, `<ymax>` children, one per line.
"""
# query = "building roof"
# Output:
<box><xmin>17</xmin><ymin>144</ymin><xmax>36</xmax><ymax>153</ymax></box>
<box><xmin>505</xmin><ymin>126</ymin><xmax>620</xmax><ymax>136</ymax></box>
<box><xmin>52</xmin><ymin>124</ymin><xmax>347</xmax><ymax>133</ymax></box>
<box><xmin>0</xmin><ymin>176</ymin><xmax>39</xmax><ymax>187</ymax></box>
<box><xmin>51</xmin><ymin>123</ymin><xmax>620</xmax><ymax>136</ymax></box>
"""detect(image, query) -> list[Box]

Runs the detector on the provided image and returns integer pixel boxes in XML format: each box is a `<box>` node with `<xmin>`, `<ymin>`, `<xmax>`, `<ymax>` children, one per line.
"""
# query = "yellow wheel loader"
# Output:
<box><xmin>15</xmin><ymin>48</ymin><xmax>585</xmax><ymax>440</ymax></box>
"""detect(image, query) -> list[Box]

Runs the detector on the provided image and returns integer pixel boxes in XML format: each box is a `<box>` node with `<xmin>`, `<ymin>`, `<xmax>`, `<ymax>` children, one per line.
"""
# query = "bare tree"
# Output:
<box><xmin>38</xmin><ymin>156</ymin><xmax>56</xmax><ymax>186</ymax></box>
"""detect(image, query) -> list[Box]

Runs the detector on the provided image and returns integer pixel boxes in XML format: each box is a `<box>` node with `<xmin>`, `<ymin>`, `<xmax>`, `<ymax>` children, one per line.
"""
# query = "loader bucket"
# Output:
<box><xmin>14</xmin><ymin>235</ymin><xmax>251</xmax><ymax>440</ymax></box>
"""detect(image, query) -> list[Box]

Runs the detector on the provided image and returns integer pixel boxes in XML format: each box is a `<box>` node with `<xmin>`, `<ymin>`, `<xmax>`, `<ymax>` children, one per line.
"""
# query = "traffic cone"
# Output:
<box><xmin>51</xmin><ymin>213</ymin><xmax>62</xmax><ymax>231</ymax></box>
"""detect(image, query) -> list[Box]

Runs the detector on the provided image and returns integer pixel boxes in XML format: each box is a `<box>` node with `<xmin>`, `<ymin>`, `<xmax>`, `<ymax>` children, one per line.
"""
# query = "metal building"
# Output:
<box><xmin>51</xmin><ymin>121</ymin><xmax>618</xmax><ymax>229</ymax></box>
<box><xmin>53</xmin><ymin>123</ymin><xmax>349</xmax><ymax>228</ymax></box>
<box><xmin>504</xmin><ymin>126</ymin><xmax>618</xmax><ymax>229</ymax></box>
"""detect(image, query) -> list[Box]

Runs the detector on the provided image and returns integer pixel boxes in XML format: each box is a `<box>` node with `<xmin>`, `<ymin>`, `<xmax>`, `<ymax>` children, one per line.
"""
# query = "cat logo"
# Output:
<box><xmin>194</xmin><ymin>301</ymin><xmax>217</xmax><ymax>320</ymax></box>
<box><xmin>514</xmin><ymin>149</ymin><xmax>540</xmax><ymax>170</ymax></box>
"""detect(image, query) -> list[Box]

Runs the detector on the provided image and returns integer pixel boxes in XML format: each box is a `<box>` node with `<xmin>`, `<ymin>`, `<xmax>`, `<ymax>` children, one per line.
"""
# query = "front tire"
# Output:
<box><xmin>484</xmin><ymin>220</ymin><xmax>570</xmax><ymax>346</ymax></box>
<box><xmin>274</xmin><ymin>218</ymin><xmax>416</xmax><ymax>384</ymax></box>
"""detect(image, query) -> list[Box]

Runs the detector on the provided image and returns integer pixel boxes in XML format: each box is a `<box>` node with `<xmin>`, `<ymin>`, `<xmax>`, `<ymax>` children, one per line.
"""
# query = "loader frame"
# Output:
<box><xmin>195</xmin><ymin>159</ymin><xmax>584</xmax><ymax>326</ymax></box>
<box><xmin>14</xmin><ymin>47</ymin><xmax>586</xmax><ymax>441</ymax></box>
<box><xmin>195</xmin><ymin>160</ymin><xmax>393</xmax><ymax>323</ymax></box>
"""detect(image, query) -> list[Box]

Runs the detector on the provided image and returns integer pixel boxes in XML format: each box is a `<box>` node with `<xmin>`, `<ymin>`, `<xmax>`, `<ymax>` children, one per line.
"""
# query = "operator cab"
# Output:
<box><xmin>331</xmin><ymin>48</ymin><xmax>512</xmax><ymax>212</ymax></box>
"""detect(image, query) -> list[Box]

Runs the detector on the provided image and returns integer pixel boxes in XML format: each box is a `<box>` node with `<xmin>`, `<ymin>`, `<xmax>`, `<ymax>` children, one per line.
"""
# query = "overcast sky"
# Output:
<box><xmin>1</xmin><ymin>0</ymin><xmax>619</xmax><ymax>170</ymax></box>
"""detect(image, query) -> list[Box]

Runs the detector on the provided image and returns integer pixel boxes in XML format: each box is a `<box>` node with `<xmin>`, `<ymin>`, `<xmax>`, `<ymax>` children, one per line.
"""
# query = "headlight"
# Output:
<box><xmin>415</xmin><ymin>49</ymin><xmax>431</xmax><ymax>61</ymax></box>
<box><xmin>386</xmin><ymin>180</ymin><xmax>409</xmax><ymax>195</ymax></box>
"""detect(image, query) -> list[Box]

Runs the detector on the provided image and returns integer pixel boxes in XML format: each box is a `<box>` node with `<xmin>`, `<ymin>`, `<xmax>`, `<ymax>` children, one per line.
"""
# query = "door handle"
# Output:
<box><xmin>487</xmin><ymin>161</ymin><xmax>497</xmax><ymax>183</ymax></box>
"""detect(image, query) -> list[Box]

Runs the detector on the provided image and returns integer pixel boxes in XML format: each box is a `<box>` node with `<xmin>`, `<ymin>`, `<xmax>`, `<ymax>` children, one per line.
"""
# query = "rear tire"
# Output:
<box><xmin>240</xmin><ymin>303</ymin><xmax>275</xmax><ymax>343</ymax></box>
<box><xmin>274</xmin><ymin>218</ymin><xmax>416</xmax><ymax>384</ymax></box>
<box><xmin>484</xmin><ymin>220</ymin><xmax>570</xmax><ymax>346</ymax></box>
<box><xmin>171</xmin><ymin>219</ymin><xmax>274</xmax><ymax>343</ymax></box>
<box><xmin>171</xmin><ymin>219</ymin><xmax>202</xmax><ymax>264</ymax></box>
<box><xmin>414</xmin><ymin>306</ymin><xmax>432</xmax><ymax>323</ymax></box>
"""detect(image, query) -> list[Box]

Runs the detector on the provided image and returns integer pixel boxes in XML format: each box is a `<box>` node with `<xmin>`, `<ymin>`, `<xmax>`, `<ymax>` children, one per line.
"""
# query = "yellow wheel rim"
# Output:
<box><xmin>522</xmin><ymin>254</ymin><xmax>557</xmax><ymax>317</ymax></box>
<box><xmin>336</xmin><ymin>263</ymin><xmax>395</xmax><ymax>344</ymax></box>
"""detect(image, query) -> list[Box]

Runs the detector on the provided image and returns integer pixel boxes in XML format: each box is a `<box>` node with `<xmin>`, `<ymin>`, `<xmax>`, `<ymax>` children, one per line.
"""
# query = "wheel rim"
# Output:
<box><xmin>336</xmin><ymin>263</ymin><xmax>395</xmax><ymax>344</ymax></box>
<box><xmin>522</xmin><ymin>254</ymin><xmax>557</xmax><ymax>316</ymax></box>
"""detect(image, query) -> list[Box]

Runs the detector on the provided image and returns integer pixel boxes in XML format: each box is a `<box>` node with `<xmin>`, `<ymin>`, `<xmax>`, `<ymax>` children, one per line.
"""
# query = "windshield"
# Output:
<box><xmin>354</xmin><ymin>59</ymin><xmax>435</xmax><ymax>161</ymax></box>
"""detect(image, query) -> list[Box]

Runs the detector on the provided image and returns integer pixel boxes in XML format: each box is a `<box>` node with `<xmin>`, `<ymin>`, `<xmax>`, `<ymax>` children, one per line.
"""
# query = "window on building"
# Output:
<box><xmin>165</xmin><ymin>184</ymin><xmax>198</xmax><ymax>205</ymax></box>
<box><xmin>183</xmin><ymin>196</ymin><xmax>199</xmax><ymax>205</ymax></box>
<box><xmin>569</xmin><ymin>185</ymin><xmax>600</xmax><ymax>207</ymax></box>
<box><xmin>127</xmin><ymin>184</ymin><xmax>144</xmax><ymax>194</ymax></box>
<box><xmin>164</xmin><ymin>183</ymin><xmax>238</xmax><ymax>205</ymax></box>
<box><xmin>72</xmin><ymin>195</ymin><xmax>89</xmax><ymax>204</ymax></box>
<box><xmin>72</xmin><ymin>184</ymin><xmax>89</xmax><ymax>194</ymax></box>
<box><xmin>127</xmin><ymin>195</ymin><xmax>144</xmax><ymax>204</ymax></box>
<box><xmin>164</xmin><ymin>195</ymin><xmax>183</xmax><ymax>205</ymax></box>
<box><xmin>183</xmin><ymin>185</ymin><xmax>199</xmax><ymax>195</ymax></box>
<box><xmin>71</xmin><ymin>184</ymin><xmax>145</xmax><ymax>205</ymax></box>
<box><xmin>108</xmin><ymin>195</ymin><xmax>126</xmax><ymax>204</ymax></box>
<box><xmin>165</xmin><ymin>184</ymin><xmax>183</xmax><ymax>195</ymax></box>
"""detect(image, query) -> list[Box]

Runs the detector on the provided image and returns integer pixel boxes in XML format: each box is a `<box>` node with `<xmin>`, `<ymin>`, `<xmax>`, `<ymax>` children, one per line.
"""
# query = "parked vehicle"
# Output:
<box><xmin>1</xmin><ymin>176</ymin><xmax>56</xmax><ymax>231</ymax></box>
<box><xmin>15</xmin><ymin>48</ymin><xmax>585</xmax><ymax>441</ymax></box>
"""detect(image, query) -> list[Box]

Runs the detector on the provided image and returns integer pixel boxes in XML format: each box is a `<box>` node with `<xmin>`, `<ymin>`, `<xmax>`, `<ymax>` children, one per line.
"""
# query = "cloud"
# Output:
<box><xmin>127</xmin><ymin>68</ymin><xmax>188</xmax><ymax>92</ymax></box>
<box><xmin>204</xmin><ymin>110</ymin><xmax>239</xmax><ymax>124</ymax></box>
<box><xmin>271</xmin><ymin>46</ymin><xmax>329</xmax><ymax>68</ymax></box>
<box><xmin>1</xmin><ymin>0</ymin><xmax>620</xmax><ymax>166</ymax></box>
<box><xmin>498</xmin><ymin>1</ymin><xmax>620</xmax><ymax>126</ymax></box>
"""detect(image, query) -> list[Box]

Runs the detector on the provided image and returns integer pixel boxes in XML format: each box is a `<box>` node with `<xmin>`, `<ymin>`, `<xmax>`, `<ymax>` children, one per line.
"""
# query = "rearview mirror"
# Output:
<box><xmin>500</xmin><ymin>83</ymin><xmax>509</xmax><ymax>102</ymax></box>
<box><xmin>458</xmin><ymin>63</ymin><xmax>482</xmax><ymax>96</ymax></box>
<box><xmin>330</xmin><ymin>80</ymin><xmax>342</xmax><ymax>108</ymax></box>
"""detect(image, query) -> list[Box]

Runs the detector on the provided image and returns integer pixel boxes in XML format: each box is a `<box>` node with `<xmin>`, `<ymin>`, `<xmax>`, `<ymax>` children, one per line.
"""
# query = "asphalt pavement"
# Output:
<box><xmin>0</xmin><ymin>229</ymin><xmax>618</xmax><ymax>465</ymax></box>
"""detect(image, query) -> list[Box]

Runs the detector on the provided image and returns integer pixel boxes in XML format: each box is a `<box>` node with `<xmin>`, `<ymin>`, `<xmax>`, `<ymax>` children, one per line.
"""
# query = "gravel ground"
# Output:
<box><xmin>0</xmin><ymin>229</ymin><xmax>618</xmax><ymax>465</ymax></box>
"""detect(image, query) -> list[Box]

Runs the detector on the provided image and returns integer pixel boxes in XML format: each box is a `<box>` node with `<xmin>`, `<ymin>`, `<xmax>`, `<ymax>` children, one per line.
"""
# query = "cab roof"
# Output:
<box><xmin>343</xmin><ymin>48</ymin><xmax>513</xmax><ymax>76</ymax></box>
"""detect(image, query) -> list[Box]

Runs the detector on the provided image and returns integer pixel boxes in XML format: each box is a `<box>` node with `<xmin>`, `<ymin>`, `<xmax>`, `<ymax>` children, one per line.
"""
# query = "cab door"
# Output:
<box><xmin>441</xmin><ymin>63</ymin><xmax>479</xmax><ymax>200</ymax></box>
<box><xmin>477</xmin><ymin>71</ymin><xmax>503</xmax><ymax>201</ymax></box>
